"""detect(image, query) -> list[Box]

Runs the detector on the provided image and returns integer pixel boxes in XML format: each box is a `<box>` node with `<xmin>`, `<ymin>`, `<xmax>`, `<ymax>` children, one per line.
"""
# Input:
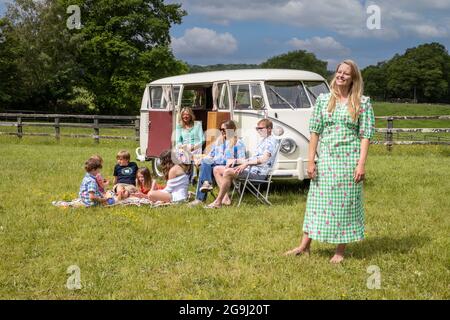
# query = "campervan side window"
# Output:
<box><xmin>231</xmin><ymin>83</ymin><xmax>264</xmax><ymax>110</ymax></box>
<box><xmin>150</xmin><ymin>87</ymin><xmax>165</xmax><ymax>109</ymax></box>
<box><xmin>149</xmin><ymin>86</ymin><xmax>179</xmax><ymax>109</ymax></box>
<box><xmin>181</xmin><ymin>87</ymin><xmax>206</xmax><ymax>109</ymax></box>
<box><xmin>232</xmin><ymin>84</ymin><xmax>250</xmax><ymax>109</ymax></box>
<box><xmin>265</xmin><ymin>81</ymin><xmax>310</xmax><ymax>109</ymax></box>
<box><xmin>303</xmin><ymin>81</ymin><xmax>329</xmax><ymax>105</ymax></box>
<box><xmin>217</xmin><ymin>83</ymin><xmax>231</xmax><ymax>110</ymax></box>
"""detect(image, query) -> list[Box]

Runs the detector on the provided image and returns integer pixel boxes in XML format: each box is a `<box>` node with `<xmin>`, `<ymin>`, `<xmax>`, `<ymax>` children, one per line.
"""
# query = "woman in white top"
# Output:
<box><xmin>147</xmin><ymin>149</ymin><xmax>191</xmax><ymax>203</ymax></box>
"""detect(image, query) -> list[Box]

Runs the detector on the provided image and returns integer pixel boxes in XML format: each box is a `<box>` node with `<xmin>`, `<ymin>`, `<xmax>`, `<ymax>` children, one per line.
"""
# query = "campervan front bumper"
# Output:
<box><xmin>272</xmin><ymin>158</ymin><xmax>308</xmax><ymax>180</ymax></box>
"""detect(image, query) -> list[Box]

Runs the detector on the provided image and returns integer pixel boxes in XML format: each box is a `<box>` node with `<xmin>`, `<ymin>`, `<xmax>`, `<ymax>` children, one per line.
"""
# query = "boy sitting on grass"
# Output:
<box><xmin>113</xmin><ymin>150</ymin><xmax>139</xmax><ymax>199</ymax></box>
<box><xmin>79</xmin><ymin>158</ymin><xmax>107</xmax><ymax>206</ymax></box>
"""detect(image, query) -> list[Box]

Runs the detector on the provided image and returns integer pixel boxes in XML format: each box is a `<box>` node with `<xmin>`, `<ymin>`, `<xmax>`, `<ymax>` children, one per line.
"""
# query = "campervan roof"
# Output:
<box><xmin>149</xmin><ymin>69</ymin><xmax>325</xmax><ymax>85</ymax></box>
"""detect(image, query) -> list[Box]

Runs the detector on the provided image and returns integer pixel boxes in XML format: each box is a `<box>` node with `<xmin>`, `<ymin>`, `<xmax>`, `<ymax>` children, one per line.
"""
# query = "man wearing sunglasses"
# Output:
<box><xmin>206</xmin><ymin>119</ymin><xmax>277</xmax><ymax>209</ymax></box>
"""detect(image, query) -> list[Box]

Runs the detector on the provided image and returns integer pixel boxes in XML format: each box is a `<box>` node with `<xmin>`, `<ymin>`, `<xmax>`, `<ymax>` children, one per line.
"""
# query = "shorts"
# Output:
<box><xmin>237</xmin><ymin>168</ymin><xmax>267</xmax><ymax>180</ymax></box>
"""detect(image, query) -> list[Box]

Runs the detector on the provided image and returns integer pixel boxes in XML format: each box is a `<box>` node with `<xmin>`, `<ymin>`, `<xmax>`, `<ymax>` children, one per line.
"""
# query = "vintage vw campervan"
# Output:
<box><xmin>136</xmin><ymin>69</ymin><xmax>329</xmax><ymax>180</ymax></box>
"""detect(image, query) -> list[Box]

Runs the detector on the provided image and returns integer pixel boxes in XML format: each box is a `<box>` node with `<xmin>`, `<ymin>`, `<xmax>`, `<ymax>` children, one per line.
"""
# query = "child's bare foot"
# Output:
<box><xmin>284</xmin><ymin>246</ymin><xmax>310</xmax><ymax>256</ymax></box>
<box><xmin>330</xmin><ymin>254</ymin><xmax>344</xmax><ymax>264</ymax></box>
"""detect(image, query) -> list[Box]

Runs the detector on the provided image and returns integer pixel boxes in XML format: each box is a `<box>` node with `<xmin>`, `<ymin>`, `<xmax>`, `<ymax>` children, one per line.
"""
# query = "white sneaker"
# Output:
<box><xmin>199</xmin><ymin>181</ymin><xmax>213</xmax><ymax>193</ymax></box>
<box><xmin>188</xmin><ymin>199</ymin><xmax>203</xmax><ymax>207</ymax></box>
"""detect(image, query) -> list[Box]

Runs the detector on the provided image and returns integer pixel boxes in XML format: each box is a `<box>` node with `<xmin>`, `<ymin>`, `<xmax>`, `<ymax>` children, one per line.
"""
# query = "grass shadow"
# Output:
<box><xmin>312</xmin><ymin>234</ymin><xmax>430</xmax><ymax>260</ymax></box>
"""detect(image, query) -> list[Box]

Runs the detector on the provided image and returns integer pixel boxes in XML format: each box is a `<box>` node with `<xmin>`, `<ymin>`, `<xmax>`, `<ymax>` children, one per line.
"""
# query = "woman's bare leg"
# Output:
<box><xmin>212</xmin><ymin>166</ymin><xmax>231</xmax><ymax>205</ymax></box>
<box><xmin>214</xmin><ymin>168</ymin><xmax>236</xmax><ymax>205</ymax></box>
<box><xmin>213</xmin><ymin>166</ymin><xmax>226</xmax><ymax>188</ymax></box>
<box><xmin>284</xmin><ymin>232</ymin><xmax>312</xmax><ymax>256</ymax></box>
<box><xmin>147</xmin><ymin>190</ymin><xmax>172</xmax><ymax>203</ymax></box>
<box><xmin>330</xmin><ymin>244</ymin><xmax>346</xmax><ymax>264</ymax></box>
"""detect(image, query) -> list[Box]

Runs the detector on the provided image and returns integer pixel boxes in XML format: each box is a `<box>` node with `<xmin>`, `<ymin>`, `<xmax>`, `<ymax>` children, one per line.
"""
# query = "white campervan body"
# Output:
<box><xmin>136</xmin><ymin>69</ymin><xmax>329</xmax><ymax>180</ymax></box>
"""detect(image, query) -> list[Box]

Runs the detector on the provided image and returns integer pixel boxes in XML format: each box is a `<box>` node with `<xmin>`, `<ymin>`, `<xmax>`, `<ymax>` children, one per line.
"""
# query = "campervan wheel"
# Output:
<box><xmin>152</xmin><ymin>158</ymin><xmax>164</xmax><ymax>178</ymax></box>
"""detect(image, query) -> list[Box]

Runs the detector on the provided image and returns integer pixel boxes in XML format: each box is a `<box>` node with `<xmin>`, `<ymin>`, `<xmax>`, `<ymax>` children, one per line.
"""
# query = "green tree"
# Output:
<box><xmin>73</xmin><ymin>0</ymin><xmax>188</xmax><ymax>114</ymax></box>
<box><xmin>361</xmin><ymin>62</ymin><xmax>387</xmax><ymax>101</ymax></box>
<box><xmin>0</xmin><ymin>0</ymin><xmax>80</xmax><ymax>112</ymax></box>
<box><xmin>0</xmin><ymin>0</ymin><xmax>187</xmax><ymax>114</ymax></box>
<box><xmin>260</xmin><ymin>50</ymin><xmax>328</xmax><ymax>78</ymax></box>
<box><xmin>386</xmin><ymin>43</ymin><xmax>449</xmax><ymax>102</ymax></box>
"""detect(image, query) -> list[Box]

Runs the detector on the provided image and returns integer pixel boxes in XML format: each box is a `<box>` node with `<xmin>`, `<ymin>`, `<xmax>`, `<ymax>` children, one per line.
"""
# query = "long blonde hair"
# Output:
<box><xmin>178</xmin><ymin>107</ymin><xmax>195</xmax><ymax>127</ymax></box>
<box><xmin>327</xmin><ymin>60</ymin><xmax>363</xmax><ymax>122</ymax></box>
<box><xmin>217</xmin><ymin>120</ymin><xmax>238</xmax><ymax>150</ymax></box>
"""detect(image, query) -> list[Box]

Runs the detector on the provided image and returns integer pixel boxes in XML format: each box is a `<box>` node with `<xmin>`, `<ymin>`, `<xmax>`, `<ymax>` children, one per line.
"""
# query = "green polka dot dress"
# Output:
<box><xmin>303</xmin><ymin>93</ymin><xmax>375</xmax><ymax>244</ymax></box>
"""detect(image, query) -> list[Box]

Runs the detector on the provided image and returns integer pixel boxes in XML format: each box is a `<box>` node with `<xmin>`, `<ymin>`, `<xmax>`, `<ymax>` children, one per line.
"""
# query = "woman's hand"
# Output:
<box><xmin>225</xmin><ymin>159</ymin><xmax>236</xmax><ymax>168</ymax></box>
<box><xmin>307</xmin><ymin>161</ymin><xmax>317</xmax><ymax>179</ymax></box>
<box><xmin>353</xmin><ymin>162</ymin><xmax>365</xmax><ymax>183</ymax></box>
<box><xmin>234</xmin><ymin>163</ymin><xmax>248</xmax><ymax>174</ymax></box>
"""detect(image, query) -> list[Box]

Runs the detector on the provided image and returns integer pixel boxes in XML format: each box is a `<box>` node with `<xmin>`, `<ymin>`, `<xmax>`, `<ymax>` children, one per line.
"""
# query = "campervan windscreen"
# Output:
<box><xmin>303</xmin><ymin>81</ymin><xmax>329</xmax><ymax>105</ymax></box>
<box><xmin>265</xmin><ymin>81</ymin><xmax>310</xmax><ymax>109</ymax></box>
<box><xmin>265</xmin><ymin>81</ymin><xmax>329</xmax><ymax>109</ymax></box>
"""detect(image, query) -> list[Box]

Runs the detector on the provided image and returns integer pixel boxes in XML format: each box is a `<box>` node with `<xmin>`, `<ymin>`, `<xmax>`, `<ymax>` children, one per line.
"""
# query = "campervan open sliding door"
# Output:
<box><xmin>205</xmin><ymin>81</ymin><xmax>232</xmax><ymax>150</ymax></box>
<box><xmin>146</xmin><ymin>85</ymin><xmax>175</xmax><ymax>158</ymax></box>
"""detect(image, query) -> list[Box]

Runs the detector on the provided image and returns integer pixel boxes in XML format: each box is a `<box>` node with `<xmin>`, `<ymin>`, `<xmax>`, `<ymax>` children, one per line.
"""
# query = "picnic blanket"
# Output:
<box><xmin>52</xmin><ymin>196</ymin><xmax>175</xmax><ymax>208</ymax></box>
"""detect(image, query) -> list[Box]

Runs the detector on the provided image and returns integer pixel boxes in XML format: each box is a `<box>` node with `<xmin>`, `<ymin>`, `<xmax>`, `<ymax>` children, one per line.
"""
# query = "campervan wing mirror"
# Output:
<box><xmin>252</xmin><ymin>95</ymin><xmax>264</xmax><ymax>110</ymax></box>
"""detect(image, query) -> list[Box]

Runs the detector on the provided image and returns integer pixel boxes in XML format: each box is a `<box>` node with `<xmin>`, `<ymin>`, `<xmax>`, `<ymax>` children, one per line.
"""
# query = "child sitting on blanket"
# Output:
<box><xmin>113</xmin><ymin>150</ymin><xmax>139</xmax><ymax>199</ymax></box>
<box><xmin>90</xmin><ymin>154</ymin><xmax>109</xmax><ymax>194</ymax></box>
<box><xmin>131</xmin><ymin>167</ymin><xmax>164</xmax><ymax>198</ymax></box>
<box><xmin>79</xmin><ymin>158</ymin><xmax>108</xmax><ymax>206</ymax></box>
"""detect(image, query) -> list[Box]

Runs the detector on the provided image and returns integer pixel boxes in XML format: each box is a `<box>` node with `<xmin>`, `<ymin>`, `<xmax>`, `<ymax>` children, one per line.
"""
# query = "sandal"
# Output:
<box><xmin>204</xmin><ymin>202</ymin><xmax>221</xmax><ymax>209</ymax></box>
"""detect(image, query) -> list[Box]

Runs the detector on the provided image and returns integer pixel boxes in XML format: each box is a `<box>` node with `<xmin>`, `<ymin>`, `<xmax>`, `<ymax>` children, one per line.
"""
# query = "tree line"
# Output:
<box><xmin>1</xmin><ymin>1</ymin><xmax>449</xmax><ymax>115</ymax></box>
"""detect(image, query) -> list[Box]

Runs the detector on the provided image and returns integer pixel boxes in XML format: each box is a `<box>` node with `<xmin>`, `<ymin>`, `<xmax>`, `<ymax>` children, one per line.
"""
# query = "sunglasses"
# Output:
<box><xmin>255</xmin><ymin>127</ymin><xmax>266</xmax><ymax>131</ymax></box>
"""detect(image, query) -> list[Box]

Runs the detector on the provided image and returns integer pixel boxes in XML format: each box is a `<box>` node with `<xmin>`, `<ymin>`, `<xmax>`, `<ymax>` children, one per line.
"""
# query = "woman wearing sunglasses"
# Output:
<box><xmin>188</xmin><ymin>120</ymin><xmax>246</xmax><ymax>207</ymax></box>
<box><xmin>206</xmin><ymin>119</ymin><xmax>277</xmax><ymax>209</ymax></box>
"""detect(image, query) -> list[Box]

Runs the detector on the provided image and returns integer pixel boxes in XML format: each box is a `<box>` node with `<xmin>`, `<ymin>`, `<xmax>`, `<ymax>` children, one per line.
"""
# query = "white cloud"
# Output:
<box><xmin>171</xmin><ymin>27</ymin><xmax>238</xmax><ymax>58</ymax></box>
<box><xmin>288</xmin><ymin>36</ymin><xmax>350</xmax><ymax>57</ymax></box>
<box><xmin>403</xmin><ymin>24</ymin><xmax>448</xmax><ymax>38</ymax></box>
<box><xmin>176</xmin><ymin>0</ymin><xmax>450</xmax><ymax>40</ymax></box>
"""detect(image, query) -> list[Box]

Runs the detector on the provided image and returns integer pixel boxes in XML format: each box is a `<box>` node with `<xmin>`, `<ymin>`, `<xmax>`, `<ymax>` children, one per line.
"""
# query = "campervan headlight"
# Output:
<box><xmin>280</xmin><ymin>138</ymin><xmax>297</xmax><ymax>154</ymax></box>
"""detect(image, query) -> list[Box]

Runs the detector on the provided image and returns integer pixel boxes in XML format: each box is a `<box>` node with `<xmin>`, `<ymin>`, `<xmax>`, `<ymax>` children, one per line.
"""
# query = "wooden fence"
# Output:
<box><xmin>0</xmin><ymin>113</ymin><xmax>140</xmax><ymax>143</ymax></box>
<box><xmin>373</xmin><ymin>115</ymin><xmax>450</xmax><ymax>151</ymax></box>
<box><xmin>0</xmin><ymin>113</ymin><xmax>449</xmax><ymax>150</ymax></box>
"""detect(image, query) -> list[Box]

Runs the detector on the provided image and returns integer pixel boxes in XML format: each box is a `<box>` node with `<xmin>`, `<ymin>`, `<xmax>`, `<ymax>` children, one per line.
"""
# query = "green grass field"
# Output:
<box><xmin>0</xmin><ymin>103</ymin><xmax>449</xmax><ymax>299</ymax></box>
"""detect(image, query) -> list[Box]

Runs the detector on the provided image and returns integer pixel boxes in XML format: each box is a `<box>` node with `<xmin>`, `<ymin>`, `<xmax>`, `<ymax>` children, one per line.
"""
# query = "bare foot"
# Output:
<box><xmin>222</xmin><ymin>195</ymin><xmax>232</xmax><ymax>206</ymax></box>
<box><xmin>284</xmin><ymin>246</ymin><xmax>310</xmax><ymax>257</ymax></box>
<box><xmin>330</xmin><ymin>254</ymin><xmax>344</xmax><ymax>264</ymax></box>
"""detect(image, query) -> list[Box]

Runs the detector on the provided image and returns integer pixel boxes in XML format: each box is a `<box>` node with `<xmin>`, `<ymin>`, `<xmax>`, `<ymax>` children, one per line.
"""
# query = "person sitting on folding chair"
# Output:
<box><xmin>206</xmin><ymin>119</ymin><xmax>277</xmax><ymax>209</ymax></box>
<box><xmin>188</xmin><ymin>120</ymin><xmax>246</xmax><ymax>207</ymax></box>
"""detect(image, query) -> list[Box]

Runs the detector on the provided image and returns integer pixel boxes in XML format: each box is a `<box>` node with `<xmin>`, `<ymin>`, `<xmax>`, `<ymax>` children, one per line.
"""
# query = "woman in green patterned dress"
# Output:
<box><xmin>285</xmin><ymin>60</ymin><xmax>375</xmax><ymax>263</ymax></box>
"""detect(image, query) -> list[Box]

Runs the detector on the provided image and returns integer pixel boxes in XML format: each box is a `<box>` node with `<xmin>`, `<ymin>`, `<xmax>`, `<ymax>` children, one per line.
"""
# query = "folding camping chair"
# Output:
<box><xmin>231</xmin><ymin>138</ymin><xmax>282</xmax><ymax>207</ymax></box>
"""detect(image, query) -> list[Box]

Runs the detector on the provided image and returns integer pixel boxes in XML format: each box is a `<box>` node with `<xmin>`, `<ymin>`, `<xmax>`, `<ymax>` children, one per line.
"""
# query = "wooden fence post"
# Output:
<box><xmin>387</xmin><ymin>117</ymin><xmax>393</xmax><ymax>151</ymax></box>
<box><xmin>93</xmin><ymin>117</ymin><xmax>99</xmax><ymax>143</ymax></box>
<box><xmin>55</xmin><ymin>117</ymin><xmax>60</xmax><ymax>142</ymax></box>
<box><xmin>134</xmin><ymin>118</ymin><xmax>140</xmax><ymax>141</ymax></box>
<box><xmin>17</xmin><ymin>116</ymin><xmax>23</xmax><ymax>139</ymax></box>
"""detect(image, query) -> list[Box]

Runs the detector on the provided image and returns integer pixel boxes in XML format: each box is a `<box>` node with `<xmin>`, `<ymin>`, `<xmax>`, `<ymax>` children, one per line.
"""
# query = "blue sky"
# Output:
<box><xmin>2</xmin><ymin>0</ymin><xmax>450</xmax><ymax>70</ymax></box>
<box><xmin>168</xmin><ymin>0</ymin><xmax>450</xmax><ymax>69</ymax></box>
